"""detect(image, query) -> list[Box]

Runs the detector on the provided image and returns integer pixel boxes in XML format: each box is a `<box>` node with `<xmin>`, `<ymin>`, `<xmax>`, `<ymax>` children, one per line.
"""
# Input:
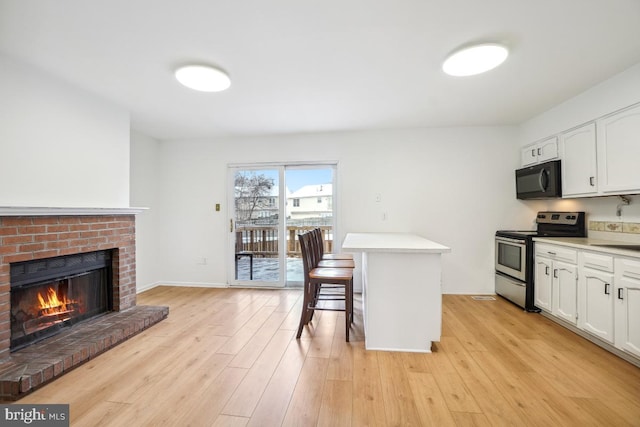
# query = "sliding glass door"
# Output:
<box><xmin>229</xmin><ymin>166</ymin><xmax>285</xmax><ymax>287</ymax></box>
<box><xmin>228</xmin><ymin>163</ymin><xmax>336</xmax><ymax>287</ymax></box>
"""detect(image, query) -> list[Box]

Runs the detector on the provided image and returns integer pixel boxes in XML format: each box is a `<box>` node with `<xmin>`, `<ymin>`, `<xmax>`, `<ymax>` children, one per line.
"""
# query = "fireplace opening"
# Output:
<box><xmin>10</xmin><ymin>250</ymin><xmax>113</xmax><ymax>351</ymax></box>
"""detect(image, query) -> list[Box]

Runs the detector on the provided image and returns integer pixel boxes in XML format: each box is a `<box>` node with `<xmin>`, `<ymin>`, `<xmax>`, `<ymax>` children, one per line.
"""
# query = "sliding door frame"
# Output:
<box><xmin>227</xmin><ymin>161</ymin><xmax>338</xmax><ymax>287</ymax></box>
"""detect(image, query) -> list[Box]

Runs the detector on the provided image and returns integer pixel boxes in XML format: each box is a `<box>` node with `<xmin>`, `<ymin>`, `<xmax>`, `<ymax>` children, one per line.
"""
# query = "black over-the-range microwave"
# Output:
<box><xmin>515</xmin><ymin>159</ymin><xmax>562</xmax><ymax>199</ymax></box>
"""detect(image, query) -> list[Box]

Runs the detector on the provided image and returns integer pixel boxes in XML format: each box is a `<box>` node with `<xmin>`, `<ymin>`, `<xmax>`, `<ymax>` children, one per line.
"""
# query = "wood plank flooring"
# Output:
<box><xmin>18</xmin><ymin>286</ymin><xmax>640</xmax><ymax>426</ymax></box>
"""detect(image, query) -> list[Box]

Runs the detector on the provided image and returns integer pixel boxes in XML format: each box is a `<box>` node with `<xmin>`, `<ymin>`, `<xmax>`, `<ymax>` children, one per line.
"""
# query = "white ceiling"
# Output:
<box><xmin>2</xmin><ymin>0</ymin><xmax>640</xmax><ymax>140</ymax></box>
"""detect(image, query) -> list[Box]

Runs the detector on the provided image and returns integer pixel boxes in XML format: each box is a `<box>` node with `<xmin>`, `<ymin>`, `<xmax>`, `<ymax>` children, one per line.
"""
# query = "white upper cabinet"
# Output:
<box><xmin>531</xmin><ymin>102</ymin><xmax>640</xmax><ymax>199</ymax></box>
<box><xmin>596</xmin><ymin>103</ymin><xmax>640</xmax><ymax>195</ymax></box>
<box><xmin>560</xmin><ymin>123</ymin><xmax>597</xmax><ymax>197</ymax></box>
<box><xmin>522</xmin><ymin>136</ymin><xmax>558</xmax><ymax>166</ymax></box>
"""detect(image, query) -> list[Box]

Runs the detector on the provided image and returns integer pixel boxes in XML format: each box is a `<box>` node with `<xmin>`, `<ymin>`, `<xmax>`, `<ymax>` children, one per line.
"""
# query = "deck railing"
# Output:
<box><xmin>235</xmin><ymin>225</ymin><xmax>333</xmax><ymax>257</ymax></box>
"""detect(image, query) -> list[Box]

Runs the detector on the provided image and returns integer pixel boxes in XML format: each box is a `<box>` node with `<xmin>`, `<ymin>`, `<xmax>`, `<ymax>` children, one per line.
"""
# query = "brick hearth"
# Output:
<box><xmin>0</xmin><ymin>305</ymin><xmax>168</xmax><ymax>400</ymax></box>
<box><xmin>0</xmin><ymin>213</ymin><xmax>168</xmax><ymax>400</ymax></box>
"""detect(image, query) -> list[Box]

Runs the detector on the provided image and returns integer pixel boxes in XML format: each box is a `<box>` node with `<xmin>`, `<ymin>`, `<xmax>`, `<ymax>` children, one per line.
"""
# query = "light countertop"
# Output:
<box><xmin>533</xmin><ymin>236</ymin><xmax>640</xmax><ymax>258</ymax></box>
<box><xmin>342</xmin><ymin>232</ymin><xmax>451</xmax><ymax>254</ymax></box>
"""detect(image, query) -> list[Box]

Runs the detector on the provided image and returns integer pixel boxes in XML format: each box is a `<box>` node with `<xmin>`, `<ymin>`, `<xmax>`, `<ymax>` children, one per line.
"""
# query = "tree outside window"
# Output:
<box><xmin>234</xmin><ymin>171</ymin><xmax>275</xmax><ymax>224</ymax></box>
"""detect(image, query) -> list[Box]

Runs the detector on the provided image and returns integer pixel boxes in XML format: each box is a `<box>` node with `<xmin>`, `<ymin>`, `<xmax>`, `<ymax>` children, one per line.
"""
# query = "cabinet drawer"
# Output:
<box><xmin>617</xmin><ymin>257</ymin><xmax>640</xmax><ymax>280</ymax></box>
<box><xmin>581</xmin><ymin>251</ymin><xmax>614</xmax><ymax>272</ymax></box>
<box><xmin>536</xmin><ymin>244</ymin><xmax>577</xmax><ymax>264</ymax></box>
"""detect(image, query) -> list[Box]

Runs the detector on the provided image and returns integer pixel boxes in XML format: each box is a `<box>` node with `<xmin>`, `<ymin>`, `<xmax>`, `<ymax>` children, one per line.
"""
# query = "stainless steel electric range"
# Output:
<box><xmin>495</xmin><ymin>212</ymin><xmax>586</xmax><ymax>311</ymax></box>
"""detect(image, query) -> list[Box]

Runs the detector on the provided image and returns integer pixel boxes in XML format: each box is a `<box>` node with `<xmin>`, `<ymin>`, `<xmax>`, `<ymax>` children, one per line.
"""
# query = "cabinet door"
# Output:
<box><xmin>579</xmin><ymin>268</ymin><xmax>615</xmax><ymax>343</ymax></box>
<box><xmin>535</xmin><ymin>257</ymin><xmax>553</xmax><ymax>312</ymax></box>
<box><xmin>522</xmin><ymin>145</ymin><xmax>538</xmax><ymax>166</ymax></box>
<box><xmin>554</xmin><ymin>261</ymin><xmax>578</xmax><ymax>324</ymax></box>
<box><xmin>521</xmin><ymin>137</ymin><xmax>558</xmax><ymax>167</ymax></box>
<box><xmin>560</xmin><ymin>123</ymin><xmax>597</xmax><ymax>197</ymax></box>
<box><xmin>615</xmin><ymin>277</ymin><xmax>640</xmax><ymax>358</ymax></box>
<box><xmin>537</xmin><ymin>136</ymin><xmax>558</xmax><ymax>162</ymax></box>
<box><xmin>597</xmin><ymin>104</ymin><xmax>640</xmax><ymax>194</ymax></box>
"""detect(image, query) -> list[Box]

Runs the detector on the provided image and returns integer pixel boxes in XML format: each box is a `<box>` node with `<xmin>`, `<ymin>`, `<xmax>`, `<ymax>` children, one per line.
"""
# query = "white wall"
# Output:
<box><xmin>146</xmin><ymin>126</ymin><xmax>532</xmax><ymax>294</ymax></box>
<box><xmin>520</xmin><ymin>62</ymin><xmax>640</xmax><ymax>142</ymax></box>
<box><xmin>519</xmin><ymin>62</ymin><xmax>640</xmax><ymax>224</ymax></box>
<box><xmin>130</xmin><ymin>131</ymin><xmax>162</xmax><ymax>290</ymax></box>
<box><xmin>0</xmin><ymin>54</ymin><xmax>130</xmax><ymax>208</ymax></box>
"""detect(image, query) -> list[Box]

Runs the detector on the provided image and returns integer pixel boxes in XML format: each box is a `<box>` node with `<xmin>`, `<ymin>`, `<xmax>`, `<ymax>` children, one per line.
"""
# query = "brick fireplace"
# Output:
<box><xmin>0</xmin><ymin>209</ymin><xmax>168</xmax><ymax>399</ymax></box>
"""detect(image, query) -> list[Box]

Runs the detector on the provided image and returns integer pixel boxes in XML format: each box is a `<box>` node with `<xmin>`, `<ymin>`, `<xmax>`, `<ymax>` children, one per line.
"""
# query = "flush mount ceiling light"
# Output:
<box><xmin>174</xmin><ymin>64</ymin><xmax>231</xmax><ymax>92</ymax></box>
<box><xmin>442</xmin><ymin>43</ymin><xmax>509</xmax><ymax>77</ymax></box>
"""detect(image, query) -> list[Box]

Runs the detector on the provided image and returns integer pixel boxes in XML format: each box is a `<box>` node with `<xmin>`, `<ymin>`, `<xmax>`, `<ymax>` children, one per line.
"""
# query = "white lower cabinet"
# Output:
<box><xmin>578</xmin><ymin>251</ymin><xmax>615</xmax><ymax>343</ymax></box>
<box><xmin>615</xmin><ymin>258</ymin><xmax>640</xmax><ymax>358</ymax></box>
<box><xmin>554</xmin><ymin>261</ymin><xmax>578</xmax><ymax>324</ymax></box>
<box><xmin>578</xmin><ymin>267</ymin><xmax>615</xmax><ymax>343</ymax></box>
<box><xmin>534</xmin><ymin>256</ymin><xmax>553</xmax><ymax>312</ymax></box>
<box><xmin>535</xmin><ymin>240</ymin><xmax>640</xmax><ymax>364</ymax></box>
<box><xmin>534</xmin><ymin>243</ymin><xmax>578</xmax><ymax>322</ymax></box>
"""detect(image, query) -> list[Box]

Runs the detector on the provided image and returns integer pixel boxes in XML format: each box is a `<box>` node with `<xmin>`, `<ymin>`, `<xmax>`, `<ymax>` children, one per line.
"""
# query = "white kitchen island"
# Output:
<box><xmin>342</xmin><ymin>232</ymin><xmax>450</xmax><ymax>353</ymax></box>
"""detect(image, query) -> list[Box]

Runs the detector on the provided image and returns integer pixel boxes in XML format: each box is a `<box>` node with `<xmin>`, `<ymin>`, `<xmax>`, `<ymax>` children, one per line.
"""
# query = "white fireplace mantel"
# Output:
<box><xmin>0</xmin><ymin>206</ymin><xmax>148</xmax><ymax>216</ymax></box>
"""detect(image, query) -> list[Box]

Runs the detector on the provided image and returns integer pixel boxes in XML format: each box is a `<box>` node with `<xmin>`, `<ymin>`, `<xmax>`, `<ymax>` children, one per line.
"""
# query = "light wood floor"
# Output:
<box><xmin>18</xmin><ymin>286</ymin><xmax>640</xmax><ymax>426</ymax></box>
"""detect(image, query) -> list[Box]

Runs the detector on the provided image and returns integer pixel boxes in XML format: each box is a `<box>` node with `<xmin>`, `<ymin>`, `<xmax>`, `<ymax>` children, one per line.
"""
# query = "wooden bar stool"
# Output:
<box><xmin>312</xmin><ymin>228</ymin><xmax>354</xmax><ymax>261</ymax></box>
<box><xmin>310</xmin><ymin>228</ymin><xmax>355</xmax><ymax>268</ymax></box>
<box><xmin>296</xmin><ymin>231</ymin><xmax>354</xmax><ymax>341</ymax></box>
<box><xmin>308</xmin><ymin>228</ymin><xmax>353</xmax><ymax>315</ymax></box>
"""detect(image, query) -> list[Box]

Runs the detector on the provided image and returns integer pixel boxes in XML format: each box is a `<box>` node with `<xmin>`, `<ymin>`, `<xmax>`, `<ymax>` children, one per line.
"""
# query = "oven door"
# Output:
<box><xmin>495</xmin><ymin>236</ymin><xmax>527</xmax><ymax>281</ymax></box>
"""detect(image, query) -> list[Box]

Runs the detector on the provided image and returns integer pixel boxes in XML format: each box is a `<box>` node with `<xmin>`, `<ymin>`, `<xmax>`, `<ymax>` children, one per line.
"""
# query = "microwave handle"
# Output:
<box><xmin>538</xmin><ymin>168</ymin><xmax>549</xmax><ymax>191</ymax></box>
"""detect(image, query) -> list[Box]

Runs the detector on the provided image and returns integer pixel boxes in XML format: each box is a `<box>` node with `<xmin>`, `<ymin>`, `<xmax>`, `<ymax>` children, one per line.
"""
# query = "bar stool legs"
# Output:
<box><xmin>296</xmin><ymin>231</ymin><xmax>354</xmax><ymax>342</ymax></box>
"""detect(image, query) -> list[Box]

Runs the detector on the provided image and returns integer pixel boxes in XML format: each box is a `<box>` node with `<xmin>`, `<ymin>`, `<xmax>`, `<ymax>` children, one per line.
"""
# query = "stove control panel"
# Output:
<box><xmin>536</xmin><ymin>211</ymin><xmax>583</xmax><ymax>225</ymax></box>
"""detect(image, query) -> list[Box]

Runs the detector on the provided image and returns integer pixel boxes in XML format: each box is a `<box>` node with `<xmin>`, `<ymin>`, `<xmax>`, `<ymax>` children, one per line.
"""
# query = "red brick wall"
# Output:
<box><xmin>0</xmin><ymin>215</ymin><xmax>137</xmax><ymax>358</ymax></box>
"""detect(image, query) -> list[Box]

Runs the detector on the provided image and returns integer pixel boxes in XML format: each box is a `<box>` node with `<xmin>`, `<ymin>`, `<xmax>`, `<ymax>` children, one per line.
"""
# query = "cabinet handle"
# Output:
<box><xmin>531</xmin><ymin>149</ymin><xmax>536</xmax><ymax>157</ymax></box>
<box><xmin>230</xmin><ymin>219</ymin><xmax>234</xmax><ymax>232</ymax></box>
<box><xmin>618</xmin><ymin>288</ymin><xmax>624</xmax><ymax>300</ymax></box>
<box><xmin>547</xmin><ymin>251</ymin><xmax>556</xmax><ymax>256</ymax></box>
<box><xmin>604</xmin><ymin>283</ymin><xmax>610</xmax><ymax>295</ymax></box>
<box><xmin>537</xmin><ymin>148</ymin><xmax>542</xmax><ymax>156</ymax></box>
<box><xmin>545</xmin><ymin>266</ymin><xmax>550</xmax><ymax>275</ymax></box>
<box><xmin>553</xmin><ymin>269</ymin><xmax>558</xmax><ymax>278</ymax></box>
<box><xmin>589</xmin><ymin>176</ymin><xmax>595</xmax><ymax>186</ymax></box>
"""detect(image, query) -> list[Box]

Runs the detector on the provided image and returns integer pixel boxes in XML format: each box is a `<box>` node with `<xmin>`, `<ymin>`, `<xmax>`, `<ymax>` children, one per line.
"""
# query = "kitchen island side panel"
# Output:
<box><xmin>363</xmin><ymin>251</ymin><xmax>442</xmax><ymax>352</ymax></box>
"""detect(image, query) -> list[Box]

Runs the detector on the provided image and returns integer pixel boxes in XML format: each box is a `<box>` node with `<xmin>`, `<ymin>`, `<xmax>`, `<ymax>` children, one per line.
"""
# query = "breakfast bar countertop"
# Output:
<box><xmin>342</xmin><ymin>232</ymin><xmax>451</xmax><ymax>254</ymax></box>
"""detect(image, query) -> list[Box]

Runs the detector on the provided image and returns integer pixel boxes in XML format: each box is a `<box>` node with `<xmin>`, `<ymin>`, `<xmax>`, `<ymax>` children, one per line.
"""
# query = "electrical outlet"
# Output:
<box><xmin>215</xmin><ymin>203</ymin><xmax>221</xmax><ymax>211</ymax></box>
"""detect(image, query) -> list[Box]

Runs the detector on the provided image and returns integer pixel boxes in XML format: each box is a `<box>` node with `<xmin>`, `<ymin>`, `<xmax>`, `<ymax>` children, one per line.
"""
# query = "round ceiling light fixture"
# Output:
<box><xmin>442</xmin><ymin>43</ymin><xmax>509</xmax><ymax>77</ymax></box>
<box><xmin>174</xmin><ymin>64</ymin><xmax>231</xmax><ymax>92</ymax></box>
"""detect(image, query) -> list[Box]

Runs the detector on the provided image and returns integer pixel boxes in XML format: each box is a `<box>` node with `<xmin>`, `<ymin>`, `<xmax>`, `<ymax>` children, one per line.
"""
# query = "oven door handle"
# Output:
<box><xmin>496</xmin><ymin>236</ymin><xmax>526</xmax><ymax>245</ymax></box>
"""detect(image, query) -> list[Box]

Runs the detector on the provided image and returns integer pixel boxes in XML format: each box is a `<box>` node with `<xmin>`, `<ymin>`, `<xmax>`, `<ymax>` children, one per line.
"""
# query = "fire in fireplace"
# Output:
<box><xmin>10</xmin><ymin>250</ymin><xmax>113</xmax><ymax>351</ymax></box>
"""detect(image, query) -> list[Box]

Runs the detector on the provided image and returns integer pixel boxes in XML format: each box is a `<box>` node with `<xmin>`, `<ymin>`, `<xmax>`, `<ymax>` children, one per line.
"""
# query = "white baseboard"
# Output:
<box><xmin>159</xmin><ymin>281</ymin><xmax>229</xmax><ymax>288</ymax></box>
<box><xmin>136</xmin><ymin>281</ymin><xmax>229</xmax><ymax>293</ymax></box>
<box><xmin>136</xmin><ymin>281</ymin><xmax>161</xmax><ymax>293</ymax></box>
